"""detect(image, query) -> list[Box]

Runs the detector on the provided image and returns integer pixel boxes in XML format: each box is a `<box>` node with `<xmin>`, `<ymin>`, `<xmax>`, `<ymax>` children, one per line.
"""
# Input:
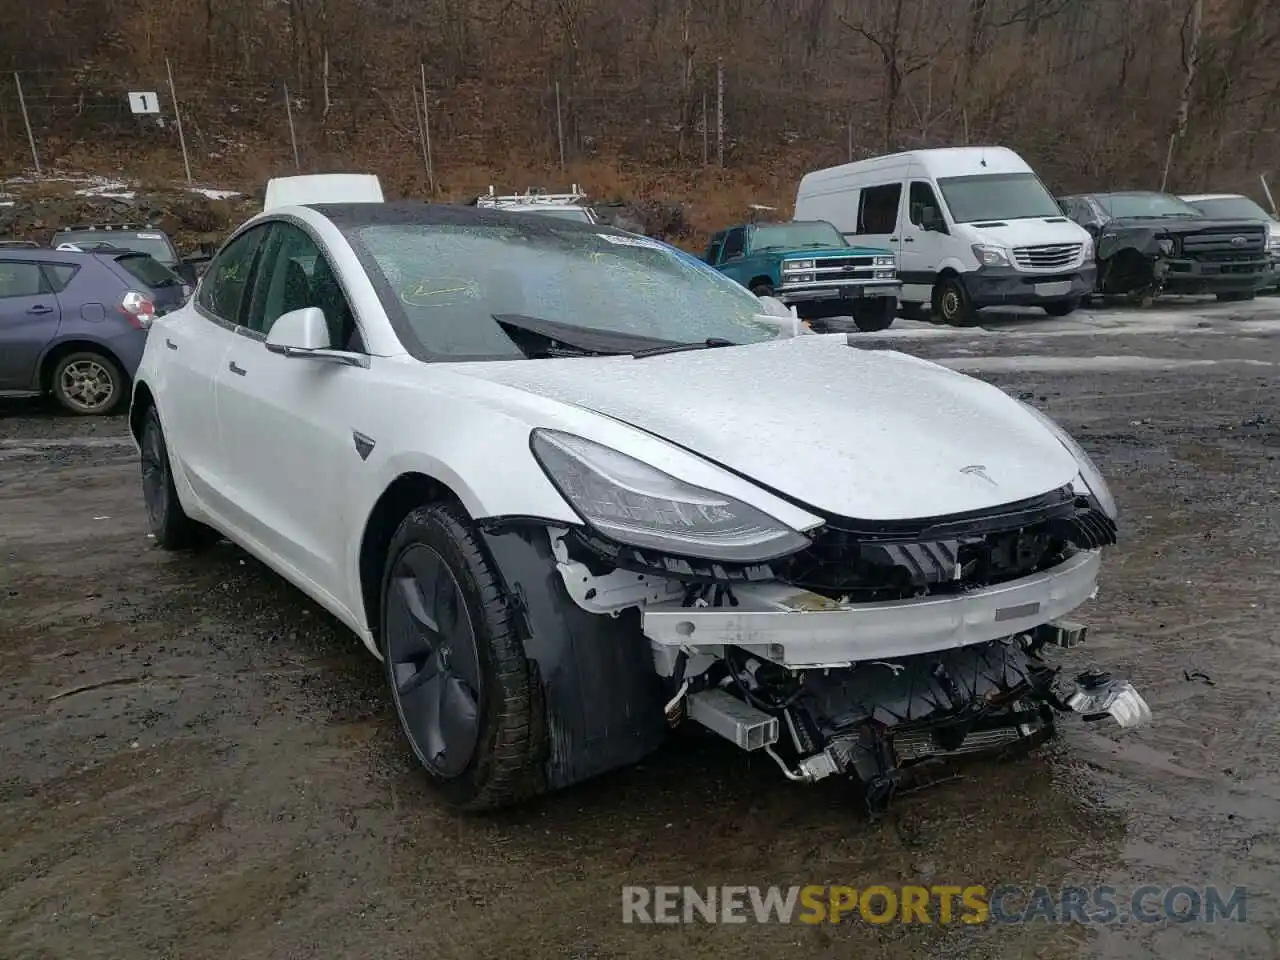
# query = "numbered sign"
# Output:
<box><xmin>128</xmin><ymin>92</ymin><xmax>161</xmax><ymax>115</ymax></box>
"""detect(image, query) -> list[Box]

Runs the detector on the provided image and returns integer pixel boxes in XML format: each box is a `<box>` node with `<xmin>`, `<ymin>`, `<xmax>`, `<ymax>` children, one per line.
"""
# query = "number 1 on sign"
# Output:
<box><xmin>128</xmin><ymin>91</ymin><xmax>160</xmax><ymax>115</ymax></box>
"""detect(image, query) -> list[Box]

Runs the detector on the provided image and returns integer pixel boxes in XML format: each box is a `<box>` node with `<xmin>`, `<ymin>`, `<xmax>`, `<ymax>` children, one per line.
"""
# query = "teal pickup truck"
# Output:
<box><xmin>704</xmin><ymin>220</ymin><xmax>901</xmax><ymax>331</ymax></box>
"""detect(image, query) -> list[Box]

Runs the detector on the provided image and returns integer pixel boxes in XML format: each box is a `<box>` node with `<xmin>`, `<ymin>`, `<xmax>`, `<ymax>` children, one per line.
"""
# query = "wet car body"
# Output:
<box><xmin>129</xmin><ymin>178</ymin><xmax>1150</xmax><ymax>816</ymax></box>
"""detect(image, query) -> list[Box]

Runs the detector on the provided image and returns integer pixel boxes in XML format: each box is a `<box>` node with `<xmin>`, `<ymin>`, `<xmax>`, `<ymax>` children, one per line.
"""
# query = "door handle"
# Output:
<box><xmin>888</xmin><ymin>237</ymin><xmax>899</xmax><ymax>242</ymax></box>
<box><xmin>903</xmin><ymin>237</ymin><xmax>915</xmax><ymax>243</ymax></box>
<box><xmin>27</xmin><ymin>305</ymin><xmax>53</xmax><ymax>315</ymax></box>
<box><xmin>165</xmin><ymin>338</ymin><xmax>178</xmax><ymax>351</ymax></box>
<box><xmin>228</xmin><ymin>360</ymin><xmax>247</xmax><ymax>376</ymax></box>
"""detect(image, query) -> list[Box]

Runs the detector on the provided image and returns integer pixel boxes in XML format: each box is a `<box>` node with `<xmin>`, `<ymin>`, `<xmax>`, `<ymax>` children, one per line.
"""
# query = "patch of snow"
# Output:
<box><xmin>188</xmin><ymin>186</ymin><xmax>241</xmax><ymax>200</ymax></box>
<box><xmin>74</xmin><ymin>180</ymin><xmax>137</xmax><ymax>200</ymax></box>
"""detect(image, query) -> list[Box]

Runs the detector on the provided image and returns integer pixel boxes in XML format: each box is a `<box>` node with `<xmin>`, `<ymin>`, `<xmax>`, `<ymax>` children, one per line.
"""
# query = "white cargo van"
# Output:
<box><xmin>794</xmin><ymin>147</ymin><xmax>1096</xmax><ymax>324</ymax></box>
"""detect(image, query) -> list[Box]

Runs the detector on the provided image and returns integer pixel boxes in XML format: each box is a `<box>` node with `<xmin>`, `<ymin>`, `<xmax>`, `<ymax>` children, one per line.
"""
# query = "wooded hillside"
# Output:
<box><xmin>1</xmin><ymin>0</ymin><xmax>1277</xmax><ymax>232</ymax></box>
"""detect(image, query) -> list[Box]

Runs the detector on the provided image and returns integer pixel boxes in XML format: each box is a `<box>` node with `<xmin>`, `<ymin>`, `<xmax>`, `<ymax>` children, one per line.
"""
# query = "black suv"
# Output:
<box><xmin>1057</xmin><ymin>191</ymin><xmax>1271</xmax><ymax>302</ymax></box>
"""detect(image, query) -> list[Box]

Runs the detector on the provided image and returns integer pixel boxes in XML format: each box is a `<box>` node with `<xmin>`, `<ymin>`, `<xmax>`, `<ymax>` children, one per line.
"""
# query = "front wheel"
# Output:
<box><xmin>50</xmin><ymin>351</ymin><xmax>125</xmax><ymax>415</ymax></box>
<box><xmin>381</xmin><ymin>502</ymin><xmax>540</xmax><ymax>810</ymax></box>
<box><xmin>935</xmin><ymin>276</ymin><xmax>979</xmax><ymax>326</ymax></box>
<box><xmin>749</xmin><ymin>281</ymin><xmax>775</xmax><ymax>298</ymax></box>
<box><xmin>1042</xmin><ymin>297</ymin><xmax>1081</xmax><ymax>317</ymax></box>
<box><xmin>140</xmin><ymin>405</ymin><xmax>214</xmax><ymax>550</ymax></box>
<box><xmin>851</xmin><ymin>296</ymin><xmax>897</xmax><ymax>332</ymax></box>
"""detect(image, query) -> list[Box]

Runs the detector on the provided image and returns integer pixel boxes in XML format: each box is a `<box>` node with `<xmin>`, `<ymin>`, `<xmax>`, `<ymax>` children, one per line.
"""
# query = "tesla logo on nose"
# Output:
<box><xmin>960</xmin><ymin>464</ymin><xmax>997</xmax><ymax>486</ymax></box>
<box><xmin>1230</xmin><ymin>236</ymin><xmax>1247</xmax><ymax>246</ymax></box>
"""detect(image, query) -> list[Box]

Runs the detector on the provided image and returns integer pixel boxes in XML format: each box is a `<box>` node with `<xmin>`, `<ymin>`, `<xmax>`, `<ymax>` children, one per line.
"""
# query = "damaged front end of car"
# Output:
<box><xmin>480</xmin><ymin>421</ymin><xmax>1150</xmax><ymax>816</ymax></box>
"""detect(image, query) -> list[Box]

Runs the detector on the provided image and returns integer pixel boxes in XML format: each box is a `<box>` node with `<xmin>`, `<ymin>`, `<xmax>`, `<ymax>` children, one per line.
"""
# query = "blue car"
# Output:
<box><xmin>0</xmin><ymin>247</ymin><xmax>188</xmax><ymax>414</ymax></box>
<box><xmin>704</xmin><ymin>220</ymin><xmax>901</xmax><ymax>331</ymax></box>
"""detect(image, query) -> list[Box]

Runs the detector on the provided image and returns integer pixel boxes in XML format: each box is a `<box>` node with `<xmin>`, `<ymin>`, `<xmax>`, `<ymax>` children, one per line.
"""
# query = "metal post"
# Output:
<box><xmin>420</xmin><ymin>63</ymin><xmax>434</xmax><ymax>195</ymax></box>
<box><xmin>1261</xmin><ymin>173</ymin><xmax>1277</xmax><ymax>217</ymax></box>
<box><xmin>716</xmin><ymin>59</ymin><xmax>724</xmax><ymax>167</ymax></box>
<box><xmin>847</xmin><ymin>118</ymin><xmax>852</xmax><ymax>163</ymax></box>
<box><xmin>165</xmin><ymin>58</ymin><xmax>191</xmax><ymax>183</ymax></box>
<box><xmin>13</xmin><ymin>72</ymin><xmax>39</xmax><ymax>176</ymax></box>
<box><xmin>413</xmin><ymin>86</ymin><xmax>431</xmax><ymax>189</ymax></box>
<box><xmin>702</xmin><ymin>89</ymin><xmax>708</xmax><ymax>165</ymax></box>
<box><xmin>554</xmin><ymin>81</ymin><xmax>565</xmax><ymax>172</ymax></box>
<box><xmin>283</xmin><ymin>83</ymin><xmax>300</xmax><ymax>171</ymax></box>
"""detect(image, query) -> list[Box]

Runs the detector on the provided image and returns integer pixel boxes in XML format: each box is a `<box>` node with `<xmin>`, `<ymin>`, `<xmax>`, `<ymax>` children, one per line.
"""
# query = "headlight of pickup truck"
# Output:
<box><xmin>531</xmin><ymin>429</ymin><xmax>812</xmax><ymax>562</ymax></box>
<box><xmin>1019</xmin><ymin>402</ymin><xmax>1118</xmax><ymax>521</ymax></box>
<box><xmin>874</xmin><ymin>256</ymin><xmax>895</xmax><ymax>267</ymax></box>
<box><xmin>783</xmin><ymin>259</ymin><xmax>815</xmax><ymax>271</ymax></box>
<box><xmin>1267</xmin><ymin>222</ymin><xmax>1280</xmax><ymax>253</ymax></box>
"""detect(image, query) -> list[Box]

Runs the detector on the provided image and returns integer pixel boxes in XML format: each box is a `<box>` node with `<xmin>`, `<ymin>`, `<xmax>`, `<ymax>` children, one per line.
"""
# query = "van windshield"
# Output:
<box><xmin>936</xmin><ymin>173</ymin><xmax>1063</xmax><ymax>224</ymax></box>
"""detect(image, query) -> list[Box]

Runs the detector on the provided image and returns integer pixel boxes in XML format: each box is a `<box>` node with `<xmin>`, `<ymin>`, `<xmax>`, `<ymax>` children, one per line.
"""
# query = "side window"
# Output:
<box><xmin>908</xmin><ymin>181</ymin><xmax>943</xmax><ymax>228</ymax></box>
<box><xmin>705</xmin><ymin>231</ymin><xmax>726</xmax><ymax>265</ymax></box>
<box><xmin>0</xmin><ymin>261</ymin><xmax>47</xmax><ymax>298</ymax></box>
<box><xmin>244</xmin><ymin>222</ymin><xmax>361</xmax><ymax>351</ymax></box>
<box><xmin>721</xmin><ymin>227</ymin><xmax>745</xmax><ymax>260</ymax></box>
<box><xmin>40</xmin><ymin>263</ymin><xmax>80</xmax><ymax>292</ymax></box>
<box><xmin>197</xmin><ymin>225</ymin><xmax>269</xmax><ymax>324</ymax></box>
<box><xmin>856</xmin><ymin>183</ymin><xmax>903</xmax><ymax>234</ymax></box>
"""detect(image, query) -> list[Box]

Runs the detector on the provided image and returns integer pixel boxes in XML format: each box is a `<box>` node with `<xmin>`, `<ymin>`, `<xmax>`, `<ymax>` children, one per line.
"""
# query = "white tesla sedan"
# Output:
<box><xmin>130</xmin><ymin>176</ymin><xmax>1149</xmax><ymax>814</ymax></box>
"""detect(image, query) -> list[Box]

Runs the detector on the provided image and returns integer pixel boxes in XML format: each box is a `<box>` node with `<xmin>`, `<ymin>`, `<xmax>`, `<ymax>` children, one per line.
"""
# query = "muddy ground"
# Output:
<box><xmin>1</xmin><ymin>302</ymin><xmax>1277</xmax><ymax>959</ymax></box>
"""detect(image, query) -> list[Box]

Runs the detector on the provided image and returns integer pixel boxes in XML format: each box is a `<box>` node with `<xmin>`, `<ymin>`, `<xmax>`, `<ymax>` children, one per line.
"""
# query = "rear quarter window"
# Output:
<box><xmin>40</xmin><ymin>263</ymin><xmax>80</xmax><ymax>292</ymax></box>
<box><xmin>112</xmin><ymin>253</ymin><xmax>182</xmax><ymax>289</ymax></box>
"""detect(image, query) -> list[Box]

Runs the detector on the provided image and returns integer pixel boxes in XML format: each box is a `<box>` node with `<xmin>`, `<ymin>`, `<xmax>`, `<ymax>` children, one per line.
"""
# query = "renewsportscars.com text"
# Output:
<box><xmin>621</xmin><ymin>884</ymin><xmax>1248</xmax><ymax>925</ymax></box>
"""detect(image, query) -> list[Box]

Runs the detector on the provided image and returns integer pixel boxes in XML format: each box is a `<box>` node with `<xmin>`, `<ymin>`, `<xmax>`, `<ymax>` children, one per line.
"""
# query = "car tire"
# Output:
<box><xmin>1042</xmin><ymin>298</ymin><xmax>1081</xmax><ymax>317</ymax></box>
<box><xmin>935</xmin><ymin>275</ymin><xmax>979</xmax><ymax>326</ymax></box>
<box><xmin>749</xmin><ymin>280</ymin><xmax>775</xmax><ymax>298</ymax></box>
<box><xmin>1215</xmin><ymin>291</ymin><xmax>1255</xmax><ymax>303</ymax></box>
<box><xmin>381</xmin><ymin>501</ymin><xmax>538</xmax><ymax>810</ymax></box>
<box><xmin>50</xmin><ymin>350</ymin><xmax>126</xmax><ymax>416</ymax></box>
<box><xmin>140</xmin><ymin>405</ymin><xmax>214</xmax><ymax>550</ymax></box>
<box><xmin>851</xmin><ymin>296</ymin><xmax>896</xmax><ymax>332</ymax></box>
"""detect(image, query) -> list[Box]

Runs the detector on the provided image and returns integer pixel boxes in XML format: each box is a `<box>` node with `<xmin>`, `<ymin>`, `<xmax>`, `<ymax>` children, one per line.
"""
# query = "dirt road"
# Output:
<box><xmin>2</xmin><ymin>301</ymin><xmax>1277</xmax><ymax>959</ymax></box>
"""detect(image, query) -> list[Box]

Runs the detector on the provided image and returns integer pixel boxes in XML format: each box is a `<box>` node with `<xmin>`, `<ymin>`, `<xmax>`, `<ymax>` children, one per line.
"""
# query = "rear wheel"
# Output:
<box><xmin>50</xmin><ymin>351</ymin><xmax>125</xmax><ymax>415</ymax></box>
<box><xmin>381</xmin><ymin>502</ymin><xmax>539</xmax><ymax>810</ymax></box>
<box><xmin>851</xmin><ymin>296</ymin><xmax>896</xmax><ymax>332</ymax></box>
<box><xmin>140</xmin><ymin>405</ymin><xmax>214</xmax><ymax>550</ymax></box>
<box><xmin>935</xmin><ymin>275</ymin><xmax>979</xmax><ymax>326</ymax></box>
<box><xmin>1042</xmin><ymin>297</ymin><xmax>1081</xmax><ymax>317</ymax></box>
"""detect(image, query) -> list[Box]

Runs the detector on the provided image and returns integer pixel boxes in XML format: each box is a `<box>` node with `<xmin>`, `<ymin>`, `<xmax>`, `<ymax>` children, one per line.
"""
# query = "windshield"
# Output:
<box><xmin>935</xmin><ymin>172</ymin><xmax>1063</xmax><ymax>224</ymax></box>
<box><xmin>54</xmin><ymin>231</ymin><xmax>177</xmax><ymax>263</ymax></box>
<box><xmin>1184</xmin><ymin>196</ymin><xmax>1273</xmax><ymax>221</ymax></box>
<box><xmin>1093</xmin><ymin>193</ymin><xmax>1204</xmax><ymax>219</ymax></box>
<box><xmin>346</xmin><ymin>223</ymin><xmax>780</xmax><ymax>361</ymax></box>
<box><xmin>749</xmin><ymin>222</ymin><xmax>845</xmax><ymax>251</ymax></box>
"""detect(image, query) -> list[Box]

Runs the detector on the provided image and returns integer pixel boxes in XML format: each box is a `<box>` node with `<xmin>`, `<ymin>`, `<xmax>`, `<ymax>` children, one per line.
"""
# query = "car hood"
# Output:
<box><xmin>455</xmin><ymin>336</ymin><xmax>1082</xmax><ymax>521</ymax></box>
<box><xmin>1106</xmin><ymin>215</ymin><xmax>1264</xmax><ymax>234</ymax></box>
<box><xmin>962</xmin><ymin>217</ymin><xmax>1088</xmax><ymax>248</ymax></box>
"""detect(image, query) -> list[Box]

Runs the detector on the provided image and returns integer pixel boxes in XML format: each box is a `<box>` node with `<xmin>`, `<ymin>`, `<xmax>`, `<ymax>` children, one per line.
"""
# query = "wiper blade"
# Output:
<box><xmin>492</xmin><ymin>313</ymin><xmax>674</xmax><ymax>357</ymax></box>
<box><xmin>631</xmin><ymin>338</ymin><xmax>737</xmax><ymax>358</ymax></box>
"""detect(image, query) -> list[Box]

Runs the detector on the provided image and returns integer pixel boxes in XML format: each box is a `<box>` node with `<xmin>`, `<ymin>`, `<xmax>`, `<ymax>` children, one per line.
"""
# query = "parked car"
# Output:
<box><xmin>0</xmin><ymin>247</ymin><xmax>186</xmax><ymax>414</ymax></box>
<box><xmin>130</xmin><ymin>175</ymin><xmax>1149</xmax><ymax>816</ymax></box>
<box><xmin>796</xmin><ymin>147</ymin><xmax>1096</xmax><ymax>324</ymax></box>
<box><xmin>703</xmin><ymin>219</ymin><xmax>900</xmax><ymax>331</ymax></box>
<box><xmin>1057</xmin><ymin>191</ymin><xmax>1272</xmax><ymax>302</ymax></box>
<box><xmin>50</xmin><ymin>222</ymin><xmax>209</xmax><ymax>287</ymax></box>
<box><xmin>1180</xmin><ymin>192</ymin><xmax>1280</xmax><ymax>293</ymax></box>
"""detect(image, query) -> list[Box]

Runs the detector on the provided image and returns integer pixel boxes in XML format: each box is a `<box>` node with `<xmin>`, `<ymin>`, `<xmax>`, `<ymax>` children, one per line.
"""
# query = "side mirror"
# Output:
<box><xmin>264</xmin><ymin>307</ymin><xmax>367</xmax><ymax>367</ymax></box>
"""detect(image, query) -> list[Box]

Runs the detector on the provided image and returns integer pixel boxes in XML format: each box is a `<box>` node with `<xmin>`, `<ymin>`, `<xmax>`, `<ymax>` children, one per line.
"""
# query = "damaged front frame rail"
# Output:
<box><xmin>547</xmin><ymin>526</ymin><xmax>1151</xmax><ymax>816</ymax></box>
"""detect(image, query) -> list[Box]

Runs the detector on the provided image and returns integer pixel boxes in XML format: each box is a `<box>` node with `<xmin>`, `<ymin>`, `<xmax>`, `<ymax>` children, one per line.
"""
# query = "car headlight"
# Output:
<box><xmin>1157</xmin><ymin>236</ymin><xmax>1175</xmax><ymax>256</ymax></box>
<box><xmin>1081</xmin><ymin>236</ymin><xmax>1094</xmax><ymax>260</ymax></box>
<box><xmin>972</xmin><ymin>244</ymin><xmax>1012</xmax><ymax>268</ymax></box>
<box><xmin>874</xmin><ymin>256</ymin><xmax>895</xmax><ymax>268</ymax></box>
<box><xmin>784</xmin><ymin>259</ymin><xmax>815</xmax><ymax>271</ymax></box>
<box><xmin>530</xmin><ymin>429</ymin><xmax>813</xmax><ymax>562</ymax></box>
<box><xmin>1019</xmin><ymin>402</ymin><xmax>1118</xmax><ymax>521</ymax></box>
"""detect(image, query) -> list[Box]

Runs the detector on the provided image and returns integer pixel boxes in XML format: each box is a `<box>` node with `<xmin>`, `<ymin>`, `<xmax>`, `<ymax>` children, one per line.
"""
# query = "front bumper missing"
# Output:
<box><xmin>642</xmin><ymin>549</ymin><xmax>1102</xmax><ymax>668</ymax></box>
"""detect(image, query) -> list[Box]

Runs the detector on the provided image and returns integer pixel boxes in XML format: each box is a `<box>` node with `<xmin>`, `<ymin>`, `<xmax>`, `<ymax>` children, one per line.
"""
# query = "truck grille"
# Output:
<box><xmin>1013</xmin><ymin>244</ymin><xmax>1082</xmax><ymax>269</ymax></box>
<box><xmin>1182</xmin><ymin>226</ymin><xmax>1267</xmax><ymax>257</ymax></box>
<box><xmin>812</xmin><ymin>257</ymin><xmax>874</xmax><ymax>273</ymax></box>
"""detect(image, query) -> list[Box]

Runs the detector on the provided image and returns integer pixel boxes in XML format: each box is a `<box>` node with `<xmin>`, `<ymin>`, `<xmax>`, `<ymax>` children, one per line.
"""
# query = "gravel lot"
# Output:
<box><xmin>2</xmin><ymin>297</ymin><xmax>1277</xmax><ymax>960</ymax></box>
